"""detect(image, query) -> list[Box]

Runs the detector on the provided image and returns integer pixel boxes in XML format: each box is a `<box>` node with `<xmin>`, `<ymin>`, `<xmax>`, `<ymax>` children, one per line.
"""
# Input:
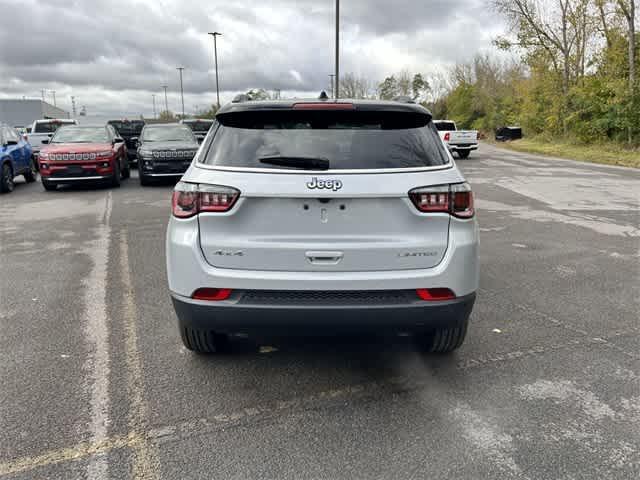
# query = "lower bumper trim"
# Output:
<box><xmin>170</xmin><ymin>291</ymin><xmax>476</xmax><ymax>334</ymax></box>
<box><xmin>44</xmin><ymin>175</ymin><xmax>111</xmax><ymax>181</ymax></box>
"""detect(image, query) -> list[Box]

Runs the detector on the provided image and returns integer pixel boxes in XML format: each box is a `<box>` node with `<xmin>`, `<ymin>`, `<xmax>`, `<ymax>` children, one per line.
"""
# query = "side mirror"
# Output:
<box><xmin>41</xmin><ymin>139</ymin><xmax>49</xmax><ymax>144</ymax></box>
<box><xmin>6</xmin><ymin>140</ymin><xmax>18</xmax><ymax>146</ymax></box>
<box><xmin>113</xmin><ymin>137</ymin><xmax>124</xmax><ymax>143</ymax></box>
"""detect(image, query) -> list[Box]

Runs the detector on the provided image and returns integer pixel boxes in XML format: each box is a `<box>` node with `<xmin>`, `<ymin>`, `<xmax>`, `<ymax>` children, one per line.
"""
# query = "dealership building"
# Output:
<box><xmin>0</xmin><ymin>99</ymin><xmax>70</xmax><ymax>128</ymax></box>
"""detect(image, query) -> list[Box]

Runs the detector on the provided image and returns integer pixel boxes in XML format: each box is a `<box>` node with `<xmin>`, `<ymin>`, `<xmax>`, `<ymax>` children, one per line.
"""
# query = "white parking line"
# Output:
<box><xmin>83</xmin><ymin>191</ymin><xmax>113</xmax><ymax>480</ymax></box>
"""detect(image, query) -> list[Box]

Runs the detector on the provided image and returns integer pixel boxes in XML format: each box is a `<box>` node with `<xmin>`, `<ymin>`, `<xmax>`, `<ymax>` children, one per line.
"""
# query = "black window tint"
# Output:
<box><xmin>203</xmin><ymin>111</ymin><xmax>449</xmax><ymax>170</ymax></box>
<box><xmin>434</xmin><ymin>122</ymin><xmax>456</xmax><ymax>131</ymax></box>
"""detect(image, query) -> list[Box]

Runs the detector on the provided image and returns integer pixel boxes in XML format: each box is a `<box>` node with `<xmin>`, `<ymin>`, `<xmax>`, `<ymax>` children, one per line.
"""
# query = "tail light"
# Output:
<box><xmin>172</xmin><ymin>182</ymin><xmax>240</xmax><ymax>218</ymax></box>
<box><xmin>409</xmin><ymin>182</ymin><xmax>474</xmax><ymax>218</ymax></box>
<box><xmin>444</xmin><ymin>132</ymin><xmax>450</xmax><ymax>142</ymax></box>
<box><xmin>416</xmin><ymin>288</ymin><xmax>455</xmax><ymax>301</ymax></box>
<box><xmin>292</xmin><ymin>102</ymin><xmax>355</xmax><ymax>110</ymax></box>
<box><xmin>192</xmin><ymin>288</ymin><xmax>233</xmax><ymax>301</ymax></box>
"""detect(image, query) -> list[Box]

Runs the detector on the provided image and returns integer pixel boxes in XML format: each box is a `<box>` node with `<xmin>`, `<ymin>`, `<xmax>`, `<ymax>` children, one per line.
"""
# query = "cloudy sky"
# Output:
<box><xmin>0</xmin><ymin>0</ymin><xmax>506</xmax><ymax>117</ymax></box>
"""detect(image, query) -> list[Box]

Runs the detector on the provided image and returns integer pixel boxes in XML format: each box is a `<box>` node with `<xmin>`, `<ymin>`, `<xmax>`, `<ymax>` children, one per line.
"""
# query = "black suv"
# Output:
<box><xmin>180</xmin><ymin>118</ymin><xmax>214</xmax><ymax>144</ymax></box>
<box><xmin>136</xmin><ymin>124</ymin><xmax>199</xmax><ymax>186</ymax></box>
<box><xmin>107</xmin><ymin>119</ymin><xmax>145</xmax><ymax>164</ymax></box>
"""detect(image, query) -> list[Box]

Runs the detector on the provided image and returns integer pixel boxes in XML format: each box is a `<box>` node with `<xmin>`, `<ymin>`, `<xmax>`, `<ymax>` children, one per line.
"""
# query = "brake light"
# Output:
<box><xmin>416</xmin><ymin>288</ymin><xmax>455</xmax><ymax>301</ymax></box>
<box><xmin>192</xmin><ymin>288</ymin><xmax>233</xmax><ymax>301</ymax></box>
<box><xmin>409</xmin><ymin>183</ymin><xmax>474</xmax><ymax>218</ymax></box>
<box><xmin>292</xmin><ymin>102</ymin><xmax>355</xmax><ymax>110</ymax></box>
<box><xmin>444</xmin><ymin>132</ymin><xmax>450</xmax><ymax>142</ymax></box>
<box><xmin>172</xmin><ymin>182</ymin><xmax>240</xmax><ymax>218</ymax></box>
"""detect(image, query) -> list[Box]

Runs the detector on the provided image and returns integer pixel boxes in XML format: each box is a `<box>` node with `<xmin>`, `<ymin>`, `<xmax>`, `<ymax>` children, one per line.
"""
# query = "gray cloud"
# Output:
<box><xmin>0</xmin><ymin>0</ymin><xmax>505</xmax><ymax>117</ymax></box>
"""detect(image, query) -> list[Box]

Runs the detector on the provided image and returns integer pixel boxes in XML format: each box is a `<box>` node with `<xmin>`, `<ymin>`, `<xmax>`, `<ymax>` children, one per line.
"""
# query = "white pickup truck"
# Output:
<box><xmin>26</xmin><ymin>119</ymin><xmax>78</xmax><ymax>165</ymax></box>
<box><xmin>433</xmin><ymin>120</ymin><xmax>478</xmax><ymax>159</ymax></box>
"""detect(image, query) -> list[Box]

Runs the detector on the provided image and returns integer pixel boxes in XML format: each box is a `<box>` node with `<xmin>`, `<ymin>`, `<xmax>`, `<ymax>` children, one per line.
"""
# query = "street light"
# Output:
<box><xmin>335</xmin><ymin>0</ymin><xmax>340</xmax><ymax>99</ymax></box>
<box><xmin>208</xmin><ymin>32</ymin><xmax>222</xmax><ymax>109</ymax></box>
<box><xmin>176</xmin><ymin>67</ymin><xmax>185</xmax><ymax>118</ymax></box>
<box><xmin>161</xmin><ymin>85</ymin><xmax>169</xmax><ymax>115</ymax></box>
<box><xmin>152</xmin><ymin>94</ymin><xmax>157</xmax><ymax>119</ymax></box>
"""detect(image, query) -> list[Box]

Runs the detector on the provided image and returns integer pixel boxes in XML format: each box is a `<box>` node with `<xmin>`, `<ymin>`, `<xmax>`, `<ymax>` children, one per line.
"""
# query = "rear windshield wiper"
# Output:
<box><xmin>259</xmin><ymin>156</ymin><xmax>330</xmax><ymax>170</ymax></box>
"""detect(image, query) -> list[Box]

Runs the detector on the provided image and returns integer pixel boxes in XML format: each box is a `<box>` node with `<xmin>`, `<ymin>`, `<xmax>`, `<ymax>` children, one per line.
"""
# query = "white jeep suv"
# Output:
<box><xmin>166</xmin><ymin>99</ymin><xmax>479</xmax><ymax>353</ymax></box>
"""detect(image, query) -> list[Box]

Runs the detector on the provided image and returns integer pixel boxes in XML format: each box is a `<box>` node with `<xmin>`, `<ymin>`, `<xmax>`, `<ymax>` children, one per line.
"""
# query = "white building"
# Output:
<box><xmin>0</xmin><ymin>99</ymin><xmax>70</xmax><ymax>128</ymax></box>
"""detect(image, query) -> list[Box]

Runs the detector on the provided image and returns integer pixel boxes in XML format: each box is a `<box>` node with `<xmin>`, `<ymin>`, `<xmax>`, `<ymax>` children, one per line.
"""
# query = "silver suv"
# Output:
<box><xmin>166</xmin><ymin>99</ymin><xmax>479</xmax><ymax>353</ymax></box>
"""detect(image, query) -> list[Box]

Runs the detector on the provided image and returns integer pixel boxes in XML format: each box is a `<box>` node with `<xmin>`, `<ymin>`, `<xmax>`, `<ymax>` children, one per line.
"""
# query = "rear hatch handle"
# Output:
<box><xmin>306</xmin><ymin>251</ymin><xmax>343</xmax><ymax>265</ymax></box>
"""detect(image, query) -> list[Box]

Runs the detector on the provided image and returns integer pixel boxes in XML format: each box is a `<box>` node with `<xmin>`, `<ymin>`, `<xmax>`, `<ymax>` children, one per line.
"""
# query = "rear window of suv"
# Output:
<box><xmin>434</xmin><ymin>121</ymin><xmax>456</xmax><ymax>131</ymax></box>
<box><xmin>201</xmin><ymin>110</ymin><xmax>450</xmax><ymax>170</ymax></box>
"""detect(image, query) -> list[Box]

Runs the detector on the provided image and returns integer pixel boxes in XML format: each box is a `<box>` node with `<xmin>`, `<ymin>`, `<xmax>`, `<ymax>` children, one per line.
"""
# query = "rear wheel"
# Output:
<box><xmin>42</xmin><ymin>179</ymin><xmax>57</xmax><ymax>191</ymax></box>
<box><xmin>457</xmin><ymin>150</ymin><xmax>470</xmax><ymax>159</ymax></box>
<box><xmin>0</xmin><ymin>163</ymin><xmax>14</xmax><ymax>193</ymax></box>
<box><xmin>111</xmin><ymin>161</ymin><xmax>121</xmax><ymax>188</ymax></box>
<box><xmin>415</xmin><ymin>317</ymin><xmax>469</xmax><ymax>353</ymax></box>
<box><xmin>122</xmin><ymin>157</ymin><xmax>131</xmax><ymax>179</ymax></box>
<box><xmin>23</xmin><ymin>157</ymin><xmax>37</xmax><ymax>183</ymax></box>
<box><xmin>180</xmin><ymin>327</ymin><xmax>229</xmax><ymax>354</ymax></box>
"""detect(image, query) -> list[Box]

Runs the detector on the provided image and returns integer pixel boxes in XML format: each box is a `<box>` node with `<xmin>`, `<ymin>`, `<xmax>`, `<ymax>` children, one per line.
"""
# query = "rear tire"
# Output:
<box><xmin>457</xmin><ymin>150</ymin><xmax>470</xmax><ymax>159</ymax></box>
<box><xmin>111</xmin><ymin>161</ymin><xmax>121</xmax><ymax>188</ymax></box>
<box><xmin>23</xmin><ymin>157</ymin><xmax>37</xmax><ymax>183</ymax></box>
<box><xmin>42</xmin><ymin>179</ymin><xmax>57</xmax><ymax>191</ymax></box>
<box><xmin>415</xmin><ymin>317</ymin><xmax>469</xmax><ymax>353</ymax></box>
<box><xmin>0</xmin><ymin>163</ymin><xmax>14</xmax><ymax>193</ymax></box>
<box><xmin>122</xmin><ymin>158</ymin><xmax>131</xmax><ymax>179</ymax></box>
<box><xmin>180</xmin><ymin>327</ymin><xmax>229</xmax><ymax>354</ymax></box>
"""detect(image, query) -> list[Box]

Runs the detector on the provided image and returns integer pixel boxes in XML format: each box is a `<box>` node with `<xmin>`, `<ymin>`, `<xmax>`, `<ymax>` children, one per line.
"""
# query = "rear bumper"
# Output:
<box><xmin>449</xmin><ymin>144</ymin><xmax>478</xmax><ymax>151</ymax></box>
<box><xmin>171</xmin><ymin>291</ymin><xmax>475</xmax><ymax>334</ymax></box>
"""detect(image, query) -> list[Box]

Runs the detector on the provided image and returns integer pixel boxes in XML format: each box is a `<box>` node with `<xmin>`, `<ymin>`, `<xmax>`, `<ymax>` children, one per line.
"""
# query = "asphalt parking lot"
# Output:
<box><xmin>0</xmin><ymin>143</ymin><xmax>638</xmax><ymax>479</ymax></box>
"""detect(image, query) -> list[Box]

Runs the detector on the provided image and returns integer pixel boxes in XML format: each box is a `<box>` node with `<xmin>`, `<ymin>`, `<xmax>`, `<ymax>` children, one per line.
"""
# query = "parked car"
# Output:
<box><xmin>433</xmin><ymin>120</ymin><xmax>478</xmax><ymax>159</ymax></box>
<box><xmin>38</xmin><ymin>124</ymin><xmax>129</xmax><ymax>191</ymax></box>
<box><xmin>137</xmin><ymin>124</ymin><xmax>199</xmax><ymax>186</ymax></box>
<box><xmin>107</xmin><ymin>119</ymin><xmax>145</xmax><ymax>164</ymax></box>
<box><xmin>26</xmin><ymin>119</ymin><xmax>78</xmax><ymax>168</ymax></box>
<box><xmin>495</xmin><ymin>126</ymin><xmax>523</xmax><ymax>141</ymax></box>
<box><xmin>0</xmin><ymin>124</ymin><xmax>36</xmax><ymax>193</ymax></box>
<box><xmin>166</xmin><ymin>99</ymin><xmax>479</xmax><ymax>354</ymax></box>
<box><xmin>180</xmin><ymin>118</ymin><xmax>214</xmax><ymax>143</ymax></box>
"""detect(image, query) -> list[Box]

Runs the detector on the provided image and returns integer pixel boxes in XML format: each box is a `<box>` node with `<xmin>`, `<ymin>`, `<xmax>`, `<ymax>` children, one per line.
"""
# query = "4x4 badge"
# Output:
<box><xmin>306</xmin><ymin>177</ymin><xmax>343</xmax><ymax>191</ymax></box>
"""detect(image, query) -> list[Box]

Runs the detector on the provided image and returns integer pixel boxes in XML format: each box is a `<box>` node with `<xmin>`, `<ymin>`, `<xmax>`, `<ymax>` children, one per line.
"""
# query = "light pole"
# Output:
<box><xmin>328</xmin><ymin>74</ymin><xmax>335</xmax><ymax>99</ymax></box>
<box><xmin>335</xmin><ymin>0</ymin><xmax>340</xmax><ymax>99</ymax></box>
<box><xmin>176</xmin><ymin>67</ymin><xmax>185</xmax><ymax>118</ymax></box>
<box><xmin>161</xmin><ymin>85</ymin><xmax>169</xmax><ymax>116</ymax></box>
<box><xmin>208</xmin><ymin>32</ymin><xmax>222</xmax><ymax>109</ymax></box>
<box><xmin>152</xmin><ymin>94</ymin><xmax>157</xmax><ymax>119</ymax></box>
<box><xmin>51</xmin><ymin>90</ymin><xmax>57</xmax><ymax>106</ymax></box>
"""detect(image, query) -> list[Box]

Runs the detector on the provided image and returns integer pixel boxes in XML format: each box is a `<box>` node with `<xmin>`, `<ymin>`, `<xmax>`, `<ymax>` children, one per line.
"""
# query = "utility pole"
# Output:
<box><xmin>71</xmin><ymin>96</ymin><xmax>77</xmax><ymax>117</ymax></box>
<box><xmin>51</xmin><ymin>90</ymin><xmax>57</xmax><ymax>106</ymax></box>
<box><xmin>176</xmin><ymin>67</ymin><xmax>185</xmax><ymax>119</ymax></box>
<box><xmin>161</xmin><ymin>85</ymin><xmax>169</xmax><ymax>116</ymax></box>
<box><xmin>335</xmin><ymin>0</ymin><xmax>340</xmax><ymax>99</ymax></box>
<box><xmin>41</xmin><ymin>89</ymin><xmax>45</xmax><ymax>102</ymax></box>
<box><xmin>152</xmin><ymin>94</ymin><xmax>157</xmax><ymax>119</ymax></box>
<box><xmin>208</xmin><ymin>32</ymin><xmax>222</xmax><ymax>109</ymax></box>
<box><xmin>328</xmin><ymin>74</ymin><xmax>335</xmax><ymax>98</ymax></box>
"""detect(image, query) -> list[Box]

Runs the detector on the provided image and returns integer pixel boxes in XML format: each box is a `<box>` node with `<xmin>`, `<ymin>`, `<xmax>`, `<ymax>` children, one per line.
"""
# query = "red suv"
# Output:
<box><xmin>38</xmin><ymin>124</ymin><xmax>130</xmax><ymax>191</ymax></box>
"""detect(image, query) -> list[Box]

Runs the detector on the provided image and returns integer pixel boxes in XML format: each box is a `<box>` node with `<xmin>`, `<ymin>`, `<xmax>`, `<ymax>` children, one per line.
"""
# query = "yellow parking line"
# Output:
<box><xmin>0</xmin><ymin>433</ymin><xmax>139</xmax><ymax>476</ymax></box>
<box><xmin>119</xmin><ymin>230</ymin><xmax>161</xmax><ymax>479</ymax></box>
